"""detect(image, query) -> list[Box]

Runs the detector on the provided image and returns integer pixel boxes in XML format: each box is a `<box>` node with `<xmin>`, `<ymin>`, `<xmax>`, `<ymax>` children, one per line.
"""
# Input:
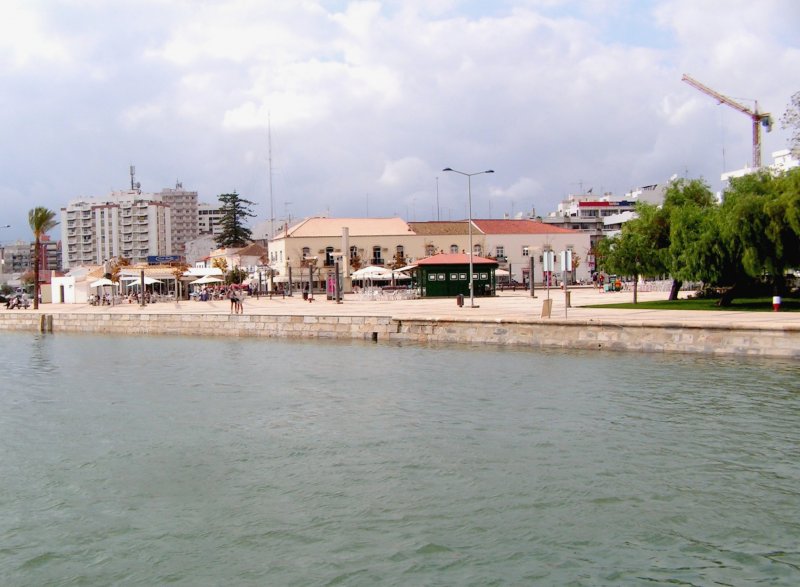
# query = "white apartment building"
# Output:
<box><xmin>721</xmin><ymin>149</ymin><xmax>800</xmax><ymax>182</ymax></box>
<box><xmin>543</xmin><ymin>185</ymin><xmax>665</xmax><ymax>233</ymax></box>
<box><xmin>198</xmin><ymin>202</ymin><xmax>224</xmax><ymax>236</ymax></box>
<box><xmin>60</xmin><ymin>190</ymin><xmax>172</xmax><ymax>269</ymax></box>
<box><xmin>158</xmin><ymin>183</ymin><xmax>198</xmax><ymax>255</ymax></box>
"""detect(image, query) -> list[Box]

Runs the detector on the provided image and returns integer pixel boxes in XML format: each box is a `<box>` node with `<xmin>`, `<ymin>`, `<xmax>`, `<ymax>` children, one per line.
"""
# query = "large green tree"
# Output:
<box><xmin>28</xmin><ymin>206</ymin><xmax>59</xmax><ymax>310</ymax></box>
<box><xmin>595</xmin><ymin>211</ymin><xmax>664</xmax><ymax>304</ymax></box>
<box><xmin>662</xmin><ymin>178</ymin><xmax>716</xmax><ymax>299</ymax></box>
<box><xmin>215</xmin><ymin>192</ymin><xmax>256</xmax><ymax>248</ymax></box>
<box><xmin>670</xmin><ymin>168</ymin><xmax>800</xmax><ymax>306</ymax></box>
<box><xmin>720</xmin><ymin>169</ymin><xmax>800</xmax><ymax>298</ymax></box>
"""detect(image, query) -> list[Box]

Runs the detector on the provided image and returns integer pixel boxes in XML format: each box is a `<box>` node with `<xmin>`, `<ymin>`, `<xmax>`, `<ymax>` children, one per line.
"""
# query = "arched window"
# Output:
<box><xmin>473</xmin><ymin>244</ymin><xmax>482</xmax><ymax>256</ymax></box>
<box><xmin>450</xmin><ymin>244</ymin><xmax>459</xmax><ymax>254</ymax></box>
<box><xmin>302</xmin><ymin>246</ymin><xmax>310</xmax><ymax>258</ymax></box>
<box><xmin>426</xmin><ymin>244</ymin><xmax>435</xmax><ymax>256</ymax></box>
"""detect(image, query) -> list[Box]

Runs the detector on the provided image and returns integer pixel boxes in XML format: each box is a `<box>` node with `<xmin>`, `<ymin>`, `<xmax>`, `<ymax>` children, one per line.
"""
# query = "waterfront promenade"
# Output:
<box><xmin>15</xmin><ymin>287</ymin><xmax>800</xmax><ymax>328</ymax></box>
<box><xmin>2</xmin><ymin>287</ymin><xmax>798</xmax><ymax>357</ymax></box>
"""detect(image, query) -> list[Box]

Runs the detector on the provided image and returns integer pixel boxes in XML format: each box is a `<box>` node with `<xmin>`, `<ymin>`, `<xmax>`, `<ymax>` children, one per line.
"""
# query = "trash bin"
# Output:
<box><xmin>456</xmin><ymin>293</ymin><xmax>464</xmax><ymax>307</ymax></box>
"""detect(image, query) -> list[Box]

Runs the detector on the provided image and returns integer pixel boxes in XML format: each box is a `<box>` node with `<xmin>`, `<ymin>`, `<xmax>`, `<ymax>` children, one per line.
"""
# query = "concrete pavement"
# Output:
<box><xmin>19</xmin><ymin>286</ymin><xmax>800</xmax><ymax>331</ymax></box>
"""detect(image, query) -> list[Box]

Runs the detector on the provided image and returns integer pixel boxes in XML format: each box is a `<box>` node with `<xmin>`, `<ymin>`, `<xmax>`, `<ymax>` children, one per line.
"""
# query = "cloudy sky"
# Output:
<box><xmin>1</xmin><ymin>0</ymin><xmax>797</xmax><ymax>241</ymax></box>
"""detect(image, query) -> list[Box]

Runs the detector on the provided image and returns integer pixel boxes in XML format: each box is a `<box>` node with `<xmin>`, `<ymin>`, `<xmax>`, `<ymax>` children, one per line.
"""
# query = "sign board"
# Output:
<box><xmin>147</xmin><ymin>255</ymin><xmax>183</xmax><ymax>265</ymax></box>
<box><xmin>542</xmin><ymin>250</ymin><xmax>555</xmax><ymax>271</ymax></box>
<box><xmin>560</xmin><ymin>250</ymin><xmax>572</xmax><ymax>271</ymax></box>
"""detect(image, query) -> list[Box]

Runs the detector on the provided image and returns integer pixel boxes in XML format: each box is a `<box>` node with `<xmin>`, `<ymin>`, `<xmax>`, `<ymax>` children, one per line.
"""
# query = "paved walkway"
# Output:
<box><xmin>20</xmin><ymin>287</ymin><xmax>800</xmax><ymax>330</ymax></box>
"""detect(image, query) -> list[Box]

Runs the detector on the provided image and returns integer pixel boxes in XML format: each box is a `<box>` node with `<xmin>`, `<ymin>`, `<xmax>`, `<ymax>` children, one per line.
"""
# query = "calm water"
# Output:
<box><xmin>1</xmin><ymin>332</ymin><xmax>798</xmax><ymax>586</ymax></box>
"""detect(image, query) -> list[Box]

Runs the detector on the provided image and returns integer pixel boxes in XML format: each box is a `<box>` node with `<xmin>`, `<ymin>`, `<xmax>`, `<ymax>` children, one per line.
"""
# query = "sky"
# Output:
<box><xmin>1</xmin><ymin>0</ymin><xmax>798</xmax><ymax>242</ymax></box>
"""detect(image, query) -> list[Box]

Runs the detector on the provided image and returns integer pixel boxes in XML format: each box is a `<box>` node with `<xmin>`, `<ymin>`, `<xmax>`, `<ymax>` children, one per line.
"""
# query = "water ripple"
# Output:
<box><xmin>0</xmin><ymin>333</ymin><xmax>798</xmax><ymax>585</ymax></box>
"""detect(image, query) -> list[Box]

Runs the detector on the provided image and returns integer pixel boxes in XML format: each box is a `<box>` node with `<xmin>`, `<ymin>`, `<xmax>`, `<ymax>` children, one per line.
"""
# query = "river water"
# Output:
<box><xmin>1</xmin><ymin>331</ymin><xmax>798</xmax><ymax>586</ymax></box>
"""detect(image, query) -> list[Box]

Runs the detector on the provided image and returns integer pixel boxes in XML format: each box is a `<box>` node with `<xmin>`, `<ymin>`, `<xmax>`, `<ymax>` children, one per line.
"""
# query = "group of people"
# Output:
<box><xmin>593</xmin><ymin>272</ymin><xmax>623</xmax><ymax>292</ymax></box>
<box><xmin>229</xmin><ymin>288</ymin><xmax>243</xmax><ymax>314</ymax></box>
<box><xmin>89</xmin><ymin>293</ymin><xmax>112</xmax><ymax>306</ymax></box>
<box><xmin>5</xmin><ymin>293</ymin><xmax>30</xmax><ymax>309</ymax></box>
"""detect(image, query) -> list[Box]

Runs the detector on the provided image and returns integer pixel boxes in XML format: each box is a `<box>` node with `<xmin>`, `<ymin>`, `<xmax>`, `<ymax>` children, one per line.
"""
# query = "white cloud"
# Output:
<box><xmin>0</xmin><ymin>2</ymin><xmax>73</xmax><ymax>69</ymax></box>
<box><xmin>0</xmin><ymin>0</ymin><xmax>796</xmax><ymax>241</ymax></box>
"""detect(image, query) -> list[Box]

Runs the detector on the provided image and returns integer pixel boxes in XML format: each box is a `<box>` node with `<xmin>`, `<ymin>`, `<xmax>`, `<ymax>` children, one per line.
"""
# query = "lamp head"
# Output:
<box><xmin>442</xmin><ymin>167</ymin><xmax>453</xmax><ymax>172</ymax></box>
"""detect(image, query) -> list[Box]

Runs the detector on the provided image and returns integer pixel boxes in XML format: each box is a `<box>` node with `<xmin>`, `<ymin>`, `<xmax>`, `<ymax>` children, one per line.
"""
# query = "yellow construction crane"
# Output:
<box><xmin>682</xmin><ymin>73</ymin><xmax>773</xmax><ymax>169</ymax></box>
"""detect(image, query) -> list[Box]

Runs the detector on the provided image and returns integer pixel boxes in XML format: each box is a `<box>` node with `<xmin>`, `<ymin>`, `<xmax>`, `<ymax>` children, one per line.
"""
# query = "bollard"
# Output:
<box><xmin>456</xmin><ymin>293</ymin><xmax>464</xmax><ymax>307</ymax></box>
<box><xmin>773</xmin><ymin>296</ymin><xmax>781</xmax><ymax>312</ymax></box>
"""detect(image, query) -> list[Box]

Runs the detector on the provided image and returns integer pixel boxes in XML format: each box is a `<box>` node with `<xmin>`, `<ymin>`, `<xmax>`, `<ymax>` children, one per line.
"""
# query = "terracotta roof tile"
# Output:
<box><xmin>471</xmin><ymin>219</ymin><xmax>577</xmax><ymax>234</ymax></box>
<box><xmin>408</xmin><ymin>221</ymin><xmax>470</xmax><ymax>236</ymax></box>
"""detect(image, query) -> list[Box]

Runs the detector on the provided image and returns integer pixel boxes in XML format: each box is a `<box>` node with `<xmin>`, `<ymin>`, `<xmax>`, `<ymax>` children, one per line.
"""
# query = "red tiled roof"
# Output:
<box><xmin>236</xmin><ymin>243</ymin><xmax>268</xmax><ymax>257</ymax></box>
<box><xmin>416</xmin><ymin>253</ymin><xmax>499</xmax><ymax>266</ymax></box>
<box><xmin>408</xmin><ymin>221</ymin><xmax>470</xmax><ymax>236</ymax></box>
<box><xmin>471</xmin><ymin>219</ymin><xmax>577</xmax><ymax>234</ymax></box>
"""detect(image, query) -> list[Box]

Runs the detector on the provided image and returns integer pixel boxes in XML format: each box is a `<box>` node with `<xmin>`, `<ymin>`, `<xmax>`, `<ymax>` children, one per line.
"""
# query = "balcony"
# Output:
<box><xmin>370</xmin><ymin>258</ymin><xmax>385</xmax><ymax>266</ymax></box>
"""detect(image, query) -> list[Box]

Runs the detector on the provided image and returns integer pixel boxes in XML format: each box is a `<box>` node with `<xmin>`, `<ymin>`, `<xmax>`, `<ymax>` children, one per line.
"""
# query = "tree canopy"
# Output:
<box><xmin>215</xmin><ymin>192</ymin><xmax>256</xmax><ymax>248</ymax></box>
<box><xmin>595</xmin><ymin>170</ymin><xmax>800</xmax><ymax>305</ymax></box>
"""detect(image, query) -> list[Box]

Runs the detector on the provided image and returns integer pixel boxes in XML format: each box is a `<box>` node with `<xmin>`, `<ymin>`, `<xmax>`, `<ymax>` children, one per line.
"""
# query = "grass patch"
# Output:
<box><xmin>583</xmin><ymin>297</ymin><xmax>800</xmax><ymax>312</ymax></box>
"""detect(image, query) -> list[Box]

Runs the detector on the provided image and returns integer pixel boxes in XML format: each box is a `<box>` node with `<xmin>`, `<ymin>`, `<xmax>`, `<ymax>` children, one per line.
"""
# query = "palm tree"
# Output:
<box><xmin>28</xmin><ymin>207</ymin><xmax>59</xmax><ymax>310</ymax></box>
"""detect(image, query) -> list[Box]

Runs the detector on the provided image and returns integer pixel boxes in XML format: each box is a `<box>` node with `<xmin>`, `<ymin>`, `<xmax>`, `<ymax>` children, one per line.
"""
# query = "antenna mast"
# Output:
<box><xmin>129</xmin><ymin>165</ymin><xmax>141</xmax><ymax>193</ymax></box>
<box><xmin>268</xmin><ymin>113</ymin><xmax>275</xmax><ymax>240</ymax></box>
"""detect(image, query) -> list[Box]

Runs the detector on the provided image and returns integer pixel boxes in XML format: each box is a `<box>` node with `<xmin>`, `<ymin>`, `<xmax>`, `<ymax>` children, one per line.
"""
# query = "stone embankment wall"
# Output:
<box><xmin>0</xmin><ymin>312</ymin><xmax>797</xmax><ymax>358</ymax></box>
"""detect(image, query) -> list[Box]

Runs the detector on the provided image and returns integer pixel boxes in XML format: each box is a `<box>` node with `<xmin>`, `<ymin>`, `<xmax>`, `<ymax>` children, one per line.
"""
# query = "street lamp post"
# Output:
<box><xmin>442</xmin><ymin>167</ymin><xmax>494</xmax><ymax>308</ymax></box>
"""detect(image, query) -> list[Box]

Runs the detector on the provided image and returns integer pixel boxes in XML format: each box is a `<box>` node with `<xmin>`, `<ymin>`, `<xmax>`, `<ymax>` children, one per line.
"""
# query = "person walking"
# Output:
<box><xmin>229</xmin><ymin>288</ymin><xmax>238</xmax><ymax>314</ymax></box>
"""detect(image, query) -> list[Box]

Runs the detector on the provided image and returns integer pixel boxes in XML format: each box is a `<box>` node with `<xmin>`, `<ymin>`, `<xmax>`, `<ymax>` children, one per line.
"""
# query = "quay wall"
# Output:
<box><xmin>0</xmin><ymin>312</ymin><xmax>797</xmax><ymax>358</ymax></box>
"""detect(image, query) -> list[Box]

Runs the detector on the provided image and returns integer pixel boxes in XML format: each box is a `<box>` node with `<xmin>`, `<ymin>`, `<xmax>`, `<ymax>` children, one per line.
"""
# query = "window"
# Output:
<box><xmin>350</xmin><ymin>245</ymin><xmax>358</xmax><ymax>260</ymax></box>
<box><xmin>372</xmin><ymin>246</ymin><xmax>383</xmax><ymax>265</ymax></box>
<box><xmin>496</xmin><ymin>246</ymin><xmax>505</xmax><ymax>259</ymax></box>
<box><xmin>450</xmin><ymin>244</ymin><xmax>459</xmax><ymax>254</ymax></box>
<box><xmin>473</xmin><ymin>244</ymin><xmax>482</xmax><ymax>256</ymax></box>
<box><xmin>426</xmin><ymin>244</ymin><xmax>435</xmax><ymax>256</ymax></box>
<box><xmin>522</xmin><ymin>246</ymin><xmax>530</xmax><ymax>257</ymax></box>
<box><xmin>324</xmin><ymin>246</ymin><xmax>334</xmax><ymax>267</ymax></box>
<box><xmin>302</xmin><ymin>247</ymin><xmax>310</xmax><ymax>258</ymax></box>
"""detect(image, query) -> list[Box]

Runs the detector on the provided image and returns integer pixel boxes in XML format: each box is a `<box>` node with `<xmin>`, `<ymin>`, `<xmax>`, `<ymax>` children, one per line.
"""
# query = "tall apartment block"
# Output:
<box><xmin>1</xmin><ymin>237</ymin><xmax>62</xmax><ymax>275</ymax></box>
<box><xmin>159</xmin><ymin>182</ymin><xmax>198</xmax><ymax>256</ymax></box>
<box><xmin>198</xmin><ymin>202</ymin><xmax>224</xmax><ymax>236</ymax></box>
<box><xmin>60</xmin><ymin>190</ymin><xmax>172</xmax><ymax>270</ymax></box>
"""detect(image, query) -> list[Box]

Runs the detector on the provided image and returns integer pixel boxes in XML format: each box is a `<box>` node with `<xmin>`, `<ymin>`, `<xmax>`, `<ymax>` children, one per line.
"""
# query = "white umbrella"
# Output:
<box><xmin>351</xmin><ymin>266</ymin><xmax>389</xmax><ymax>279</ymax></box>
<box><xmin>495</xmin><ymin>268</ymin><xmax>510</xmax><ymax>277</ymax></box>
<box><xmin>371</xmin><ymin>270</ymin><xmax>411</xmax><ymax>281</ymax></box>
<box><xmin>89</xmin><ymin>278</ymin><xmax>115</xmax><ymax>287</ymax></box>
<box><xmin>190</xmin><ymin>275</ymin><xmax>224</xmax><ymax>285</ymax></box>
<box><xmin>121</xmin><ymin>275</ymin><xmax>164</xmax><ymax>285</ymax></box>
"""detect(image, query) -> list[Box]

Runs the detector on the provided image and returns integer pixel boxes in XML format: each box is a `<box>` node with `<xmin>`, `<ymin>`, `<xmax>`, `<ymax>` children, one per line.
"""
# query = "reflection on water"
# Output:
<box><xmin>1</xmin><ymin>332</ymin><xmax>799</xmax><ymax>586</ymax></box>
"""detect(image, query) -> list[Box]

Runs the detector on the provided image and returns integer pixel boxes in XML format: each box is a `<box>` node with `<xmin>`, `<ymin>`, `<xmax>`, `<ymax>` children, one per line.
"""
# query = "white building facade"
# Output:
<box><xmin>159</xmin><ymin>183</ymin><xmax>198</xmax><ymax>256</ymax></box>
<box><xmin>60</xmin><ymin>190</ymin><xmax>172</xmax><ymax>269</ymax></box>
<box><xmin>198</xmin><ymin>202</ymin><xmax>224</xmax><ymax>236</ymax></box>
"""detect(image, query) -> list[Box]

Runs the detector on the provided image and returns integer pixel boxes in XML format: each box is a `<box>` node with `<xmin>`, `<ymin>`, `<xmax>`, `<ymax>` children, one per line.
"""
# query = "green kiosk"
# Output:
<box><xmin>415</xmin><ymin>253</ymin><xmax>499</xmax><ymax>298</ymax></box>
